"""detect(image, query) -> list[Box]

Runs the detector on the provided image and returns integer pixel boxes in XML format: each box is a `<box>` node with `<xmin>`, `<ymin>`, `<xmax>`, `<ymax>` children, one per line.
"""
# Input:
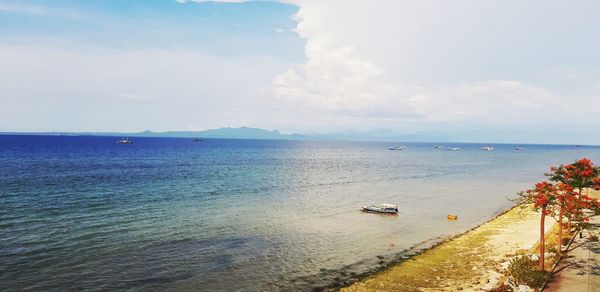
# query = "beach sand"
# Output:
<box><xmin>341</xmin><ymin>205</ymin><xmax>556</xmax><ymax>291</ymax></box>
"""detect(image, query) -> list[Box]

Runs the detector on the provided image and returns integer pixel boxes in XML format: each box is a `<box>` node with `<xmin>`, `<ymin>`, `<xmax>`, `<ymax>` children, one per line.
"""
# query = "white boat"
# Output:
<box><xmin>437</xmin><ymin>146</ymin><xmax>460</xmax><ymax>151</ymax></box>
<box><xmin>515</xmin><ymin>146</ymin><xmax>525</xmax><ymax>150</ymax></box>
<box><xmin>480</xmin><ymin>146</ymin><xmax>494</xmax><ymax>151</ymax></box>
<box><xmin>389</xmin><ymin>145</ymin><xmax>407</xmax><ymax>150</ymax></box>
<box><xmin>117</xmin><ymin>138</ymin><xmax>134</xmax><ymax>144</ymax></box>
<box><xmin>362</xmin><ymin>204</ymin><xmax>398</xmax><ymax>214</ymax></box>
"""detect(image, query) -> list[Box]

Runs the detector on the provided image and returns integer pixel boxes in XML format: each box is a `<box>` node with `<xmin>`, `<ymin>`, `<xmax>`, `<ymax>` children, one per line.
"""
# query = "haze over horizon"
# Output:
<box><xmin>2</xmin><ymin>0</ymin><xmax>600</xmax><ymax>144</ymax></box>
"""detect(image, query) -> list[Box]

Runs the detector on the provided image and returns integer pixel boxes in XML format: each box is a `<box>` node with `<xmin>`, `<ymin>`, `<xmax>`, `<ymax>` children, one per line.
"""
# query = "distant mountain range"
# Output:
<box><xmin>1</xmin><ymin>127</ymin><xmax>452</xmax><ymax>142</ymax></box>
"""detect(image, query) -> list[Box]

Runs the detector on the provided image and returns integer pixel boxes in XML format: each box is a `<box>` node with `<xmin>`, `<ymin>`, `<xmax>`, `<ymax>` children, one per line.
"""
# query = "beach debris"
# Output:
<box><xmin>376</xmin><ymin>255</ymin><xmax>384</xmax><ymax>260</ymax></box>
<box><xmin>530</xmin><ymin>254</ymin><xmax>539</xmax><ymax>261</ymax></box>
<box><xmin>517</xmin><ymin>285</ymin><xmax>534</xmax><ymax>292</ymax></box>
<box><xmin>447</xmin><ymin>214</ymin><xmax>458</xmax><ymax>220</ymax></box>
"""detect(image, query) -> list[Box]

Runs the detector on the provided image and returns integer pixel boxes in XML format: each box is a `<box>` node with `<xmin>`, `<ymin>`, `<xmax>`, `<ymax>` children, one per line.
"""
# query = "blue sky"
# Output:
<box><xmin>0</xmin><ymin>0</ymin><xmax>302</xmax><ymax>58</ymax></box>
<box><xmin>1</xmin><ymin>0</ymin><xmax>600</xmax><ymax>144</ymax></box>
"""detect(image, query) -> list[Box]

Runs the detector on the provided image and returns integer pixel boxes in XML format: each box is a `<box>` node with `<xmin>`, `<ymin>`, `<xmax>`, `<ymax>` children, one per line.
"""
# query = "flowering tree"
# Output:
<box><xmin>546</xmin><ymin>158</ymin><xmax>600</xmax><ymax>236</ymax></box>
<box><xmin>553</xmin><ymin>183</ymin><xmax>575</xmax><ymax>253</ymax></box>
<box><xmin>525</xmin><ymin>181</ymin><xmax>557</xmax><ymax>271</ymax></box>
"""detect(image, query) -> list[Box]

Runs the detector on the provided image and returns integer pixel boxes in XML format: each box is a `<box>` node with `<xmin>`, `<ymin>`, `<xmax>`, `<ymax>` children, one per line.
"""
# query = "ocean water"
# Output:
<box><xmin>1</xmin><ymin>135</ymin><xmax>599</xmax><ymax>291</ymax></box>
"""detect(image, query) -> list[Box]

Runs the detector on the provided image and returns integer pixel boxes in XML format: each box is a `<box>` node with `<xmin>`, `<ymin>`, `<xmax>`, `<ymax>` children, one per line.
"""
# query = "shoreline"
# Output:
<box><xmin>332</xmin><ymin>202</ymin><xmax>554</xmax><ymax>291</ymax></box>
<box><xmin>321</xmin><ymin>204</ymin><xmax>519</xmax><ymax>290</ymax></box>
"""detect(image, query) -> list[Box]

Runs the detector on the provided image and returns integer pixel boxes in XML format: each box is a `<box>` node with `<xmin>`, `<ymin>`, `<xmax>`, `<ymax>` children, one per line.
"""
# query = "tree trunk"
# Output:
<box><xmin>558</xmin><ymin>208</ymin><xmax>563</xmax><ymax>254</ymax></box>
<box><xmin>577</xmin><ymin>187</ymin><xmax>584</xmax><ymax>238</ymax></box>
<box><xmin>540</xmin><ymin>207</ymin><xmax>546</xmax><ymax>271</ymax></box>
<box><xmin>578</xmin><ymin>187</ymin><xmax>583</xmax><ymax>212</ymax></box>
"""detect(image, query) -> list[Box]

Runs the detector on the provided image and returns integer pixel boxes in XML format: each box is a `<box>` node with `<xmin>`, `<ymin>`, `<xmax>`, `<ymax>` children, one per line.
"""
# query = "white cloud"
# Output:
<box><xmin>266</xmin><ymin>0</ymin><xmax>600</xmax><ymax>133</ymax></box>
<box><xmin>0</xmin><ymin>42</ymin><xmax>293</xmax><ymax>132</ymax></box>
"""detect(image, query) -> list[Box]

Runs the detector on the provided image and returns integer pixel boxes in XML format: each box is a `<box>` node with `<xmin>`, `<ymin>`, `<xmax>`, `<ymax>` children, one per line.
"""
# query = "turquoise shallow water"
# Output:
<box><xmin>1</xmin><ymin>135</ymin><xmax>599</xmax><ymax>291</ymax></box>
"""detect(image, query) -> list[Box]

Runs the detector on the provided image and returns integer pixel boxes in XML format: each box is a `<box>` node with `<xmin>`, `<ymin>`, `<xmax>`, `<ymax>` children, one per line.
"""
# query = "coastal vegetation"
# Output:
<box><xmin>517</xmin><ymin>158</ymin><xmax>600</xmax><ymax>273</ymax></box>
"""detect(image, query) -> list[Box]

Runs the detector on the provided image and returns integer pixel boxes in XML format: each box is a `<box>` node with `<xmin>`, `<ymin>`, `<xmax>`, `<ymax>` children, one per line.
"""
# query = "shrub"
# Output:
<box><xmin>506</xmin><ymin>256</ymin><xmax>548</xmax><ymax>290</ymax></box>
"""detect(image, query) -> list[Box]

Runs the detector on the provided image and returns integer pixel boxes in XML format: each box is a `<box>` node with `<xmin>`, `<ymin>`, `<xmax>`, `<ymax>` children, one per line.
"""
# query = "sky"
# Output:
<box><xmin>1</xmin><ymin>0</ymin><xmax>600</xmax><ymax>144</ymax></box>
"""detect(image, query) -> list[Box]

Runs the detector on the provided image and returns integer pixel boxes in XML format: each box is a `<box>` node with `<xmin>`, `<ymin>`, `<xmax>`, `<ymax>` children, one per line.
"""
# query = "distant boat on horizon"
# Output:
<box><xmin>194</xmin><ymin>138</ymin><xmax>203</xmax><ymax>142</ymax></box>
<box><xmin>435</xmin><ymin>145</ymin><xmax>460</xmax><ymax>151</ymax></box>
<box><xmin>515</xmin><ymin>146</ymin><xmax>525</xmax><ymax>151</ymax></box>
<box><xmin>389</xmin><ymin>145</ymin><xmax>407</xmax><ymax>150</ymax></box>
<box><xmin>480</xmin><ymin>146</ymin><xmax>494</xmax><ymax>151</ymax></box>
<box><xmin>116</xmin><ymin>138</ymin><xmax>134</xmax><ymax>144</ymax></box>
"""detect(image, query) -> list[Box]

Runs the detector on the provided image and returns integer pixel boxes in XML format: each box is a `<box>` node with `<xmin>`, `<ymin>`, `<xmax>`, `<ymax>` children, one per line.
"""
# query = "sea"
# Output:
<box><xmin>1</xmin><ymin>135</ymin><xmax>599</xmax><ymax>291</ymax></box>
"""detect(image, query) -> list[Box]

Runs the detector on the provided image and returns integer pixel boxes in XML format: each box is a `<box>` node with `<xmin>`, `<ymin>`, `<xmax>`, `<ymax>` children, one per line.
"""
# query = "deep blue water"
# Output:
<box><xmin>1</xmin><ymin>135</ymin><xmax>599</xmax><ymax>291</ymax></box>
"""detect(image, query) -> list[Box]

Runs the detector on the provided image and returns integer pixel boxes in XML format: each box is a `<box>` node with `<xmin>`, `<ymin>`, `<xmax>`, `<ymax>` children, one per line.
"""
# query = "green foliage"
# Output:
<box><xmin>506</xmin><ymin>256</ymin><xmax>548</xmax><ymax>289</ymax></box>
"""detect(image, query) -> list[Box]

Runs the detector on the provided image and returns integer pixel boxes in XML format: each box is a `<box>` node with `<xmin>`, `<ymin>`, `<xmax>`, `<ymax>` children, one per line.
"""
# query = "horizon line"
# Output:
<box><xmin>0</xmin><ymin>131</ymin><xmax>598</xmax><ymax>147</ymax></box>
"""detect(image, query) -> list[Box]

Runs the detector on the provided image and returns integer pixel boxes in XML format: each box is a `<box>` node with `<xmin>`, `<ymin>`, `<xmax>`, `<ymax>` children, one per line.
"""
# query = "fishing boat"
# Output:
<box><xmin>194</xmin><ymin>138</ymin><xmax>203</xmax><ymax>142</ymax></box>
<box><xmin>514</xmin><ymin>146</ymin><xmax>525</xmax><ymax>150</ymax></box>
<box><xmin>362</xmin><ymin>204</ymin><xmax>398</xmax><ymax>214</ymax></box>
<box><xmin>117</xmin><ymin>138</ymin><xmax>134</xmax><ymax>144</ymax></box>
<box><xmin>389</xmin><ymin>145</ymin><xmax>407</xmax><ymax>150</ymax></box>
<box><xmin>480</xmin><ymin>146</ymin><xmax>494</xmax><ymax>151</ymax></box>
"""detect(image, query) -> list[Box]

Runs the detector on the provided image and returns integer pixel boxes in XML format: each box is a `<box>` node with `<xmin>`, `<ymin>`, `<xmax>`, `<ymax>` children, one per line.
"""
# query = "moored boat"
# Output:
<box><xmin>480</xmin><ymin>146</ymin><xmax>494</xmax><ymax>151</ymax></box>
<box><xmin>362</xmin><ymin>204</ymin><xmax>398</xmax><ymax>214</ymax></box>
<box><xmin>117</xmin><ymin>138</ymin><xmax>134</xmax><ymax>144</ymax></box>
<box><xmin>389</xmin><ymin>145</ymin><xmax>407</xmax><ymax>150</ymax></box>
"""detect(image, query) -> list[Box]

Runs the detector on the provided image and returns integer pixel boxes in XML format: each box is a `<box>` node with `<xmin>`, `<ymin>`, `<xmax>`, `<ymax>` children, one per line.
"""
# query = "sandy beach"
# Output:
<box><xmin>341</xmin><ymin>204</ymin><xmax>557</xmax><ymax>291</ymax></box>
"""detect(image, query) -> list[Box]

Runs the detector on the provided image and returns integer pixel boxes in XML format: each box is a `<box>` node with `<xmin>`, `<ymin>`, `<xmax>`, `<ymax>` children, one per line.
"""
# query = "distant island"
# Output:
<box><xmin>0</xmin><ymin>127</ymin><xmax>451</xmax><ymax>142</ymax></box>
<box><xmin>2</xmin><ymin>127</ymin><xmax>597</xmax><ymax>145</ymax></box>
